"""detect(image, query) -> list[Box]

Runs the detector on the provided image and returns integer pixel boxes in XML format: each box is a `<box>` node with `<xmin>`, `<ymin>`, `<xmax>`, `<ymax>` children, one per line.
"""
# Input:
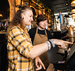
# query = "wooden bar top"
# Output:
<box><xmin>0</xmin><ymin>31</ymin><xmax>7</xmax><ymax>34</ymax></box>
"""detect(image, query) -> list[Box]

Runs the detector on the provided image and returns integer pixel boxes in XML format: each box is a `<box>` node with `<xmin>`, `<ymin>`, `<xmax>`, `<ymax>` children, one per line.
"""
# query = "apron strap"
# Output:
<box><xmin>36</xmin><ymin>27</ymin><xmax>47</xmax><ymax>36</ymax></box>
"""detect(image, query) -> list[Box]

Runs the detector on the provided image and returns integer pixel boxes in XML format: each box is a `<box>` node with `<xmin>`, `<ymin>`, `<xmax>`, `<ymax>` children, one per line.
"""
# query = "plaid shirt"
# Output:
<box><xmin>7</xmin><ymin>26</ymin><xmax>34</xmax><ymax>71</ymax></box>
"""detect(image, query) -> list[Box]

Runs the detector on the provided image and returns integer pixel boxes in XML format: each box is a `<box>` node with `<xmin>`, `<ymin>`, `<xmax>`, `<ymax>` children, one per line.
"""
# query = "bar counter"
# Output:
<box><xmin>0</xmin><ymin>31</ymin><xmax>7</xmax><ymax>34</ymax></box>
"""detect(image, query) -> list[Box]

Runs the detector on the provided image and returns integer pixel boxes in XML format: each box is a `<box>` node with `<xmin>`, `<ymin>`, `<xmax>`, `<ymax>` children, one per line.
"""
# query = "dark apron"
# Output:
<box><xmin>33</xmin><ymin>27</ymin><xmax>49</xmax><ymax>71</ymax></box>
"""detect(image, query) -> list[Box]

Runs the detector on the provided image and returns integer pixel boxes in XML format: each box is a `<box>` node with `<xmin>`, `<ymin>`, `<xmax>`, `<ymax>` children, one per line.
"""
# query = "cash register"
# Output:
<box><xmin>67</xmin><ymin>41</ymin><xmax>75</xmax><ymax>70</ymax></box>
<box><xmin>47</xmin><ymin>41</ymin><xmax>75</xmax><ymax>71</ymax></box>
<box><xmin>54</xmin><ymin>41</ymin><xmax>75</xmax><ymax>71</ymax></box>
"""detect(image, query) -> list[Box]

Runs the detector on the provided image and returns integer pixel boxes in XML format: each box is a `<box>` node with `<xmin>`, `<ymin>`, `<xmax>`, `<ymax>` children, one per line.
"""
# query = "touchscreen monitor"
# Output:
<box><xmin>67</xmin><ymin>42</ymin><xmax>75</xmax><ymax>67</ymax></box>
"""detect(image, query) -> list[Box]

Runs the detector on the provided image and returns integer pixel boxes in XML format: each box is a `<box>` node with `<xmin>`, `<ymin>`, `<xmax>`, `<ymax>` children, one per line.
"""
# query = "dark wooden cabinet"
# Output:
<box><xmin>0</xmin><ymin>34</ymin><xmax>7</xmax><ymax>71</ymax></box>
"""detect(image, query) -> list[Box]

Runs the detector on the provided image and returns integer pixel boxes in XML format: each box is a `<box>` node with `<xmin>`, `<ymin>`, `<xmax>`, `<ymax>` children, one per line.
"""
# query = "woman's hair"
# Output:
<box><xmin>37</xmin><ymin>14</ymin><xmax>48</xmax><ymax>25</ymax></box>
<box><xmin>9</xmin><ymin>6</ymin><xmax>32</xmax><ymax>30</ymax></box>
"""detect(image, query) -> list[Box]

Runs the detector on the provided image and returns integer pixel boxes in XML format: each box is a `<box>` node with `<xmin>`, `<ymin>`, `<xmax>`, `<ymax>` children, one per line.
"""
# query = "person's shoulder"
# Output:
<box><xmin>9</xmin><ymin>26</ymin><xmax>22</xmax><ymax>33</ymax></box>
<box><xmin>29</xmin><ymin>27</ymin><xmax>36</xmax><ymax>30</ymax></box>
<box><xmin>28</xmin><ymin>27</ymin><xmax>37</xmax><ymax>32</ymax></box>
<box><xmin>28</xmin><ymin>27</ymin><xmax>37</xmax><ymax>38</ymax></box>
<box><xmin>46</xmin><ymin>29</ymin><xmax>51</xmax><ymax>33</ymax></box>
<box><xmin>10</xmin><ymin>26</ymin><xmax>18</xmax><ymax>29</ymax></box>
<box><xmin>8</xmin><ymin>26</ymin><xmax>21</xmax><ymax>35</ymax></box>
<box><xmin>46</xmin><ymin>29</ymin><xmax>52</xmax><ymax>35</ymax></box>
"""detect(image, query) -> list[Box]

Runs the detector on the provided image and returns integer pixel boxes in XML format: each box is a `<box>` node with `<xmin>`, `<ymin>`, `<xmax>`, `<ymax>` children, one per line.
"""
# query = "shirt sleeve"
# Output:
<box><xmin>8</xmin><ymin>27</ymin><xmax>33</xmax><ymax>58</ymax></box>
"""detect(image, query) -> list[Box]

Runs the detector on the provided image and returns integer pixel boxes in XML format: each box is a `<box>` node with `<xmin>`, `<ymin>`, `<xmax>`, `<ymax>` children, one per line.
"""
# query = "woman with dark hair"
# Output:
<box><xmin>28</xmin><ymin>14</ymin><xmax>52</xmax><ymax>71</ymax></box>
<box><xmin>28</xmin><ymin>14</ymin><xmax>72</xmax><ymax>71</ymax></box>
<box><xmin>7</xmin><ymin>6</ymin><xmax>72</xmax><ymax>71</ymax></box>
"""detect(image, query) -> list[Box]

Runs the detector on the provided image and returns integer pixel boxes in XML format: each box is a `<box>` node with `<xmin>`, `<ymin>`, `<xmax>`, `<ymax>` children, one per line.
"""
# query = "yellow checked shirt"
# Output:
<box><xmin>7</xmin><ymin>26</ymin><xmax>34</xmax><ymax>71</ymax></box>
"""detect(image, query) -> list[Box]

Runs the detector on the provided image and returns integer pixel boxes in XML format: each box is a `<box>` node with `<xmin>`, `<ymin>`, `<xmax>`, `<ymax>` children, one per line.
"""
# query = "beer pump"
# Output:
<box><xmin>57</xmin><ymin>25</ymin><xmax>74</xmax><ymax>54</ymax></box>
<box><xmin>68</xmin><ymin>25</ymin><xmax>74</xmax><ymax>43</ymax></box>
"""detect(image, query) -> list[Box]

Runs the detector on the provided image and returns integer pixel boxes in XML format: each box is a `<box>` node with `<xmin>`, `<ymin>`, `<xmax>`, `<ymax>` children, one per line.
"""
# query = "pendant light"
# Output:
<box><xmin>0</xmin><ymin>14</ymin><xmax>3</xmax><ymax>17</ymax></box>
<box><xmin>71</xmin><ymin>0</ymin><xmax>75</xmax><ymax>19</ymax></box>
<box><xmin>71</xmin><ymin>8</ymin><xmax>75</xmax><ymax>13</ymax></box>
<box><xmin>72</xmin><ymin>16</ymin><xmax>75</xmax><ymax>19</ymax></box>
<box><xmin>71</xmin><ymin>0</ymin><xmax>75</xmax><ymax>7</ymax></box>
<box><xmin>72</xmin><ymin>13</ymin><xmax>75</xmax><ymax>19</ymax></box>
<box><xmin>72</xmin><ymin>13</ymin><xmax>75</xmax><ymax>16</ymax></box>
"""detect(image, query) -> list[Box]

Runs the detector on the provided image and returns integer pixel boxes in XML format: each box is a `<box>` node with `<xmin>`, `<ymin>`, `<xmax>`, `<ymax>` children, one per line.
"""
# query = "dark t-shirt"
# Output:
<box><xmin>28</xmin><ymin>27</ymin><xmax>52</xmax><ymax>44</ymax></box>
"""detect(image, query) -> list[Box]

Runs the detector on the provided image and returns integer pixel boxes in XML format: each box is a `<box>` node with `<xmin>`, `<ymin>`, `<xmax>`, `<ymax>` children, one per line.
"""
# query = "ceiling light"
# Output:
<box><xmin>72</xmin><ymin>14</ymin><xmax>75</xmax><ymax>17</ymax></box>
<box><xmin>71</xmin><ymin>0</ymin><xmax>75</xmax><ymax>7</ymax></box>
<box><xmin>72</xmin><ymin>16</ymin><xmax>75</xmax><ymax>19</ymax></box>
<box><xmin>66</xmin><ymin>3</ymin><xmax>68</xmax><ymax>5</ymax></box>
<box><xmin>71</xmin><ymin>8</ymin><xmax>75</xmax><ymax>13</ymax></box>
<box><xmin>0</xmin><ymin>14</ymin><xmax>3</xmax><ymax>17</ymax></box>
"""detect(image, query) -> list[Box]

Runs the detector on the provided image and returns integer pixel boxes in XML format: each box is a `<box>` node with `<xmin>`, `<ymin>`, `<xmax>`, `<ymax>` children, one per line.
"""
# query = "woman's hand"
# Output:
<box><xmin>51</xmin><ymin>39</ymin><xmax>73</xmax><ymax>48</ymax></box>
<box><xmin>35</xmin><ymin>57</ymin><xmax>46</xmax><ymax>70</ymax></box>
